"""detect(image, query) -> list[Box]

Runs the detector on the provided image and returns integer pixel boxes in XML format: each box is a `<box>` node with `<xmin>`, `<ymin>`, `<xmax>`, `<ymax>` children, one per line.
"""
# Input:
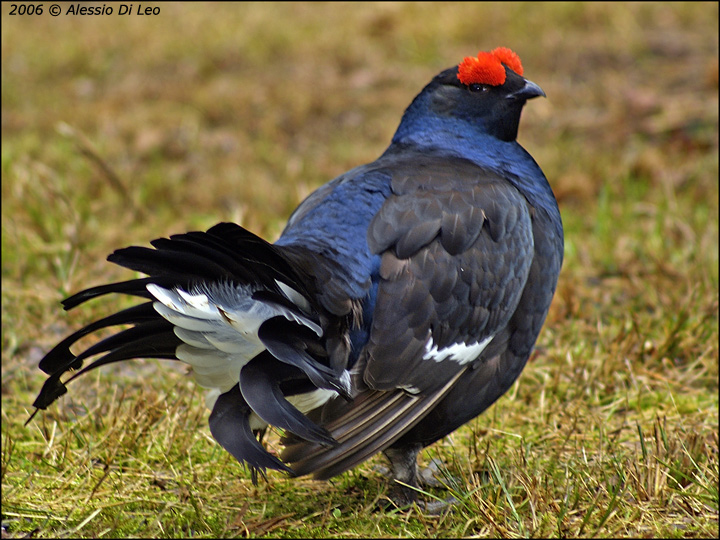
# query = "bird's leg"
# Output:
<box><xmin>382</xmin><ymin>444</ymin><xmax>456</xmax><ymax>514</ymax></box>
<box><xmin>381</xmin><ymin>443</ymin><xmax>423</xmax><ymax>510</ymax></box>
<box><xmin>383</xmin><ymin>443</ymin><xmax>423</xmax><ymax>503</ymax></box>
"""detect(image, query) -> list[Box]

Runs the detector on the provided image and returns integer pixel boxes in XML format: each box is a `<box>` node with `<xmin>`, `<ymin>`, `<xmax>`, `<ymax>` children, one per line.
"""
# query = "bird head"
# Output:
<box><xmin>395</xmin><ymin>47</ymin><xmax>545</xmax><ymax>145</ymax></box>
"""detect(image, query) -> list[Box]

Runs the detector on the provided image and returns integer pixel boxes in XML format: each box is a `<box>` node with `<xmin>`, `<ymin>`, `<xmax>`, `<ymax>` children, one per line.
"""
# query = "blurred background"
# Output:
<box><xmin>2</xmin><ymin>2</ymin><xmax>718</xmax><ymax>537</ymax></box>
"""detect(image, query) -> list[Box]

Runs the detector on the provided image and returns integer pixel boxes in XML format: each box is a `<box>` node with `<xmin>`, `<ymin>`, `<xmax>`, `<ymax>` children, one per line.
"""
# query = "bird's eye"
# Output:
<box><xmin>469</xmin><ymin>83</ymin><xmax>490</xmax><ymax>93</ymax></box>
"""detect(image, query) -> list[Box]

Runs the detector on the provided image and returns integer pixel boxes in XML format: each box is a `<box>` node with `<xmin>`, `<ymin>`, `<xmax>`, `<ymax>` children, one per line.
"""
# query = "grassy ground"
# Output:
<box><xmin>2</xmin><ymin>2</ymin><xmax>718</xmax><ymax>538</ymax></box>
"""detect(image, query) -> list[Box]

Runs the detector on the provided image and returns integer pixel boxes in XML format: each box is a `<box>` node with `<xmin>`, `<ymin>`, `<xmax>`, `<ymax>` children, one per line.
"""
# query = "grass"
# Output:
<box><xmin>2</xmin><ymin>2</ymin><xmax>718</xmax><ymax>538</ymax></box>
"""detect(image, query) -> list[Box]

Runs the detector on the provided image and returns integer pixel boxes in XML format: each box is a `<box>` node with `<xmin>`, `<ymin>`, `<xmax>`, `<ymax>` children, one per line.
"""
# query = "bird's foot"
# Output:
<box><xmin>375</xmin><ymin>445</ymin><xmax>461</xmax><ymax>513</ymax></box>
<box><xmin>374</xmin><ymin>458</ymin><xmax>453</xmax><ymax>488</ymax></box>
<box><xmin>379</xmin><ymin>481</ymin><xmax>457</xmax><ymax>515</ymax></box>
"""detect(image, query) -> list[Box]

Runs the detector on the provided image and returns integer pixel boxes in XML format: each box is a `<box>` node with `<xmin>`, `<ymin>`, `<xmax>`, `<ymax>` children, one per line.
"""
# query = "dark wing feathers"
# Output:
<box><xmin>392</xmin><ymin>209</ymin><xmax>564</xmax><ymax>448</ymax></box>
<box><xmin>281</xmin><ymin>368</ymin><xmax>466</xmax><ymax>479</ymax></box>
<box><xmin>282</xmin><ymin>157</ymin><xmax>537</xmax><ymax>478</ymax></box>
<box><xmin>362</xmin><ymin>159</ymin><xmax>534</xmax><ymax>394</ymax></box>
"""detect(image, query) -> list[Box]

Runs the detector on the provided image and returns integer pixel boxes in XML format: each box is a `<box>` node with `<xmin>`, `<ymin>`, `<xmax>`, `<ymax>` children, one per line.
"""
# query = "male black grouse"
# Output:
<box><xmin>31</xmin><ymin>47</ymin><xmax>564</xmax><ymax>507</ymax></box>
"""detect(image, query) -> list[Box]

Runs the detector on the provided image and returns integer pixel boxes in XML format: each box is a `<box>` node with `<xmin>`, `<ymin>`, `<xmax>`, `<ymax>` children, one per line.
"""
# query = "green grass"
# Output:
<box><xmin>2</xmin><ymin>2</ymin><xmax>718</xmax><ymax>538</ymax></box>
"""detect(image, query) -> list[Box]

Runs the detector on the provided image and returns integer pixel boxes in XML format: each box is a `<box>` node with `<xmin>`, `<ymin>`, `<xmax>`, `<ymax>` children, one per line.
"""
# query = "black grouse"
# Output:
<box><xmin>30</xmin><ymin>47</ymin><xmax>564</xmax><ymax>508</ymax></box>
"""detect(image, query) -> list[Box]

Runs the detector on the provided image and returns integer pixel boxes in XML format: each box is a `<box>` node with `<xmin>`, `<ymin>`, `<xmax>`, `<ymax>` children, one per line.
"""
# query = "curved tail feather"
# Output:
<box><xmin>30</xmin><ymin>222</ymin><xmax>346</xmax><ymax>479</ymax></box>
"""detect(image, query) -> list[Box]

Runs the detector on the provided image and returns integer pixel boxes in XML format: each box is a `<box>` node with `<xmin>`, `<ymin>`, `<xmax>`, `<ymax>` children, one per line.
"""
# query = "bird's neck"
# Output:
<box><xmin>390</xmin><ymin>109</ymin><xmax>517</xmax><ymax>169</ymax></box>
<box><xmin>387</xmin><ymin>113</ymin><xmax>559</xmax><ymax>218</ymax></box>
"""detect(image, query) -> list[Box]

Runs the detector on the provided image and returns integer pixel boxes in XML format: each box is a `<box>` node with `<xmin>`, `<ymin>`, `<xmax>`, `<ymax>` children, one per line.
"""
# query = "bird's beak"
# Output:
<box><xmin>508</xmin><ymin>79</ymin><xmax>546</xmax><ymax>101</ymax></box>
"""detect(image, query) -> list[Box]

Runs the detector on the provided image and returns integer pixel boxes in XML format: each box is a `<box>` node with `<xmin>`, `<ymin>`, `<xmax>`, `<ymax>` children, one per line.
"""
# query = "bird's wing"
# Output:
<box><xmin>282</xmin><ymin>157</ymin><xmax>536</xmax><ymax>477</ymax></box>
